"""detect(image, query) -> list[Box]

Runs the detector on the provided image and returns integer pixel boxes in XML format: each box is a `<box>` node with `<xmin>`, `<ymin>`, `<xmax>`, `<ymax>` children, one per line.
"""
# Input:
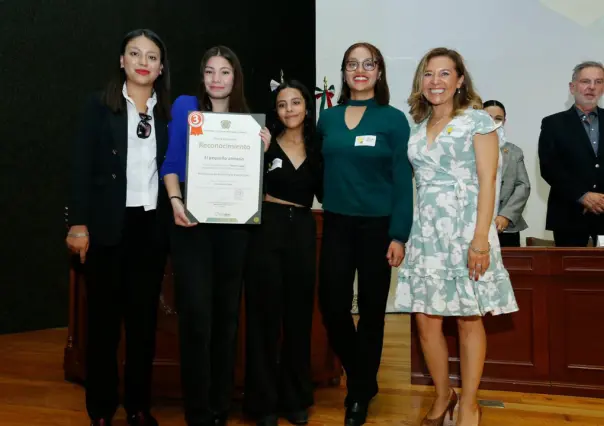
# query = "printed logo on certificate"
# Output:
<box><xmin>184</xmin><ymin>111</ymin><xmax>265</xmax><ymax>225</ymax></box>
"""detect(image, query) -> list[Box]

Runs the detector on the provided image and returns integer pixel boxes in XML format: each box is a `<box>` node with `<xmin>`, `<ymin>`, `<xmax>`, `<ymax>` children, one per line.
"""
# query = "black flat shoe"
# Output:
<box><xmin>284</xmin><ymin>409</ymin><xmax>309</xmax><ymax>425</ymax></box>
<box><xmin>212</xmin><ymin>411</ymin><xmax>228</xmax><ymax>426</ymax></box>
<box><xmin>127</xmin><ymin>411</ymin><xmax>158</xmax><ymax>426</ymax></box>
<box><xmin>344</xmin><ymin>402</ymin><xmax>368</xmax><ymax>426</ymax></box>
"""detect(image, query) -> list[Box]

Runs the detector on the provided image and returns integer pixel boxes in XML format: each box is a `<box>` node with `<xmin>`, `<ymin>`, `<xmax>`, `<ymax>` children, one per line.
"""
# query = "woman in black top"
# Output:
<box><xmin>243</xmin><ymin>80</ymin><xmax>323</xmax><ymax>426</ymax></box>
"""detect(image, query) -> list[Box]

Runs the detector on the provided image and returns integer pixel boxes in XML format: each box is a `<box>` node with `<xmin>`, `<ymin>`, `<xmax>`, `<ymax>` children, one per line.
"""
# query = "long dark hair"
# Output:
<box><xmin>483</xmin><ymin>99</ymin><xmax>506</xmax><ymax>117</ymax></box>
<box><xmin>198</xmin><ymin>46</ymin><xmax>249</xmax><ymax>113</ymax></box>
<box><xmin>272</xmin><ymin>79</ymin><xmax>320</xmax><ymax>166</ymax></box>
<box><xmin>337</xmin><ymin>42</ymin><xmax>390</xmax><ymax>106</ymax></box>
<box><xmin>102</xmin><ymin>28</ymin><xmax>171</xmax><ymax>120</ymax></box>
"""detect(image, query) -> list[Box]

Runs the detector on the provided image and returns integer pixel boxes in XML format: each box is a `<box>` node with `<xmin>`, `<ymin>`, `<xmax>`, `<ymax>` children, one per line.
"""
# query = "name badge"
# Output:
<box><xmin>355</xmin><ymin>135</ymin><xmax>376</xmax><ymax>147</ymax></box>
<box><xmin>268</xmin><ymin>158</ymin><xmax>282</xmax><ymax>172</ymax></box>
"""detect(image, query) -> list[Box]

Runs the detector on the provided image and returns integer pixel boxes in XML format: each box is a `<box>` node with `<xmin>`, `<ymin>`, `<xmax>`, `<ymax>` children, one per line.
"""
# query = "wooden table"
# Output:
<box><xmin>63</xmin><ymin>211</ymin><xmax>342</xmax><ymax>399</ymax></box>
<box><xmin>410</xmin><ymin>247</ymin><xmax>604</xmax><ymax>398</ymax></box>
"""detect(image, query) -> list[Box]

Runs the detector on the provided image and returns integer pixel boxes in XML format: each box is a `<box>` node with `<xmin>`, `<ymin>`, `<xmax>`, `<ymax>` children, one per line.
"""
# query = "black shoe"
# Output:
<box><xmin>90</xmin><ymin>419</ymin><xmax>112</xmax><ymax>426</ymax></box>
<box><xmin>344</xmin><ymin>402</ymin><xmax>368</xmax><ymax>426</ymax></box>
<box><xmin>345</xmin><ymin>390</ymin><xmax>377</xmax><ymax>407</ymax></box>
<box><xmin>212</xmin><ymin>411</ymin><xmax>228</xmax><ymax>426</ymax></box>
<box><xmin>284</xmin><ymin>409</ymin><xmax>309</xmax><ymax>425</ymax></box>
<box><xmin>256</xmin><ymin>414</ymin><xmax>278</xmax><ymax>426</ymax></box>
<box><xmin>127</xmin><ymin>411</ymin><xmax>158</xmax><ymax>426</ymax></box>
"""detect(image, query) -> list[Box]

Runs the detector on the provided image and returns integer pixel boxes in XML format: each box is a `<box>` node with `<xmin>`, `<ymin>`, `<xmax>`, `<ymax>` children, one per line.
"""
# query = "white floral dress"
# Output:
<box><xmin>394</xmin><ymin>108</ymin><xmax>519</xmax><ymax>317</ymax></box>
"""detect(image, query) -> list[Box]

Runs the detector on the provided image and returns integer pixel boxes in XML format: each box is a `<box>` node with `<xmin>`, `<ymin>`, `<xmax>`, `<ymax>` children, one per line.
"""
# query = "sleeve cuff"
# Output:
<box><xmin>500</xmin><ymin>214</ymin><xmax>515</xmax><ymax>227</ymax></box>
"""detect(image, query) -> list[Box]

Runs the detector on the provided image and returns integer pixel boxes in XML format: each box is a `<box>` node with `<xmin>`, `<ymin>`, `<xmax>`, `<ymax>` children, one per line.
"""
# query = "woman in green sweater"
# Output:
<box><xmin>317</xmin><ymin>41</ymin><xmax>414</xmax><ymax>426</ymax></box>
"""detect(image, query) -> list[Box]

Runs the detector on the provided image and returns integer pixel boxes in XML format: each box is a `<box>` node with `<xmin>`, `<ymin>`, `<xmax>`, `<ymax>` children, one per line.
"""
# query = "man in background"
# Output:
<box><xmin>538</xmin><ymin>61</ymin><xmax>604</xmax><ymax>246</ymax></box>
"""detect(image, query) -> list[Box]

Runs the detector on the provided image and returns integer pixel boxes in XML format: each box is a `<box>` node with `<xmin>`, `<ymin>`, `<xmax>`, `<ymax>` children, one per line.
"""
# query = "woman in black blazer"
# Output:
<box><xmin>65</xmin><ymin>28</ymin><xmax>172</xmax><ymax>426</ymax></box>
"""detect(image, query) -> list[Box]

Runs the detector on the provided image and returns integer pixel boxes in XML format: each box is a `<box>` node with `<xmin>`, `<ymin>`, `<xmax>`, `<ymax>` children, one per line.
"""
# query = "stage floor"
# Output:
<box><xmin>0</xmin><ymin>315</ymin><xmax>602</xmax><ymax>425</ymax></box>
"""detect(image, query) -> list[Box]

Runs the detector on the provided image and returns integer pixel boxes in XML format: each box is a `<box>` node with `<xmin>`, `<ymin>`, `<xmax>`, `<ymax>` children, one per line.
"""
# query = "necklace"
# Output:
<box><xmin>429</xmin><ymin>115</ymin><xmax>448</xmax><ymax>129</ymax></box>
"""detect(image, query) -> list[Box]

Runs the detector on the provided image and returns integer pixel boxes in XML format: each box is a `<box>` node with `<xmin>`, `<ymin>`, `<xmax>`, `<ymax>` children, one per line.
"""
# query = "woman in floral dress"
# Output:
<box><xmin>395</xmin><ymin>48</ymin><xmax>518</xmax><ymax>426</ymax></box>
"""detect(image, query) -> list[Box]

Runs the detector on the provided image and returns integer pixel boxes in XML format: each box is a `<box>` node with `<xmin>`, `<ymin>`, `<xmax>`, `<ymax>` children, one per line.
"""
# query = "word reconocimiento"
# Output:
<box><xmin>198</xmin><ymin>142</ymin><xmax>251</xmax><ymax>150</ymax></box>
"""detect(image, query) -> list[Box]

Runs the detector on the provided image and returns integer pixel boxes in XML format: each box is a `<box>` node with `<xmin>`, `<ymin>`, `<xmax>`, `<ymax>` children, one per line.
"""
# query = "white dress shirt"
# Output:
<box><xmin>122</xmin><ymin>83</ymin><xmax>158</xmax><ymax>211</ymax></box>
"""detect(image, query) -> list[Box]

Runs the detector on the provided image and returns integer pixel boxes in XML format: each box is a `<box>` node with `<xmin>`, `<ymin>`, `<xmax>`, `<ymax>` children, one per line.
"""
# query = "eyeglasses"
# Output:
<box><xmin>345</xmin><ymin>59</ymin><xmax>378</xmax><ymax>72</ymax></box>
<box><xmin>137</xmin><ymin>113</ymin><xmax>153</xmax><ymax>139</ymax></box>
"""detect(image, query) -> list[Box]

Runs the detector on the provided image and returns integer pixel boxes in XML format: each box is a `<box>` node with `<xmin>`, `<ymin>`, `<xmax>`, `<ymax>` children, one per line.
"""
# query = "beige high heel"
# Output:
<box><xmin>421</xmin><ymin>388</ymin><xmax>458</xmax><ymax>426</ymax></box>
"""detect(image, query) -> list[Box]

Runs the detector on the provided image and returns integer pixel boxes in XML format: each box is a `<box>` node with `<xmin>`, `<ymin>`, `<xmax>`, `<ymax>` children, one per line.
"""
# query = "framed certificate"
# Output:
<box><xmin>184</xmin><ymin>111</ymin><xmax>265</xmax><ymax>224</ymax></box>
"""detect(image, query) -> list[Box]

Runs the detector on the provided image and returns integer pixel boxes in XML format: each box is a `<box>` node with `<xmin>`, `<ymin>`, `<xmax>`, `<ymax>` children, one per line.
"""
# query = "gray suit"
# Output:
<box><xmin>498</xmin><ymin>142</ymin><xmax>530</xmax><ymax>233</ymax></box>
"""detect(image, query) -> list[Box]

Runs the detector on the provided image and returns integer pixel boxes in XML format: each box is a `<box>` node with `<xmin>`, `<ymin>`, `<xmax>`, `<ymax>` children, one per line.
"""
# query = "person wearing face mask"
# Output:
<box><xmin>538</xmin><ymin>61</ymin><xmax>604</xmax><ymax>247</ymax></box>
<box><xmin>65</xmin><ymin>28</ymin><xmax>172</xmax><ymax>426</ymax></box>
<box><xmin>394</xmin><ymin>48</ymin><xmax>518</xmax><ymax>426</ymax></box>
<box><xmin>483</xmin><ymin>100</ymin><xmax>530</xmax><ymax>247</ymax></box>
<box><xmin>242</xmin><ymin>79</ymin><xmax>323</xmax><ymax>426</ymax></box>
<box><xmin>316</xmin><ymin>42</ymin><xmax>413</xmax><ymax>426</ymax></box>
<box><xmin>160</xmin><ymin>46</ymin><xmax>271</xmax><ymax>426</ymax></box>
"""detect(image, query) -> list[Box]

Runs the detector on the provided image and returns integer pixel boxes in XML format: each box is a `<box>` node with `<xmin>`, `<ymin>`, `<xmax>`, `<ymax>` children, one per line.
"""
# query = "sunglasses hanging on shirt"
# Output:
<box><xmin>137</xmin><ymin>113</ymin><xmax>153</xmax><ymax>139</ymax></box>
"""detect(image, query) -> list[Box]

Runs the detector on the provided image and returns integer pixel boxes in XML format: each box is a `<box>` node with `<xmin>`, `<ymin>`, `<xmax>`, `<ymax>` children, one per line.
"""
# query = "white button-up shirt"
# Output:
<box><xmin>122</xmin><ymin>83</ymin><xmax>158</xmax><ymax>211</ymax></box>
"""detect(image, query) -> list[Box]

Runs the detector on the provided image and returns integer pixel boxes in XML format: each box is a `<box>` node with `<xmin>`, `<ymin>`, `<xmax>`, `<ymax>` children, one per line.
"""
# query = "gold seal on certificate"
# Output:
<box><xmin>184</xmin><ymin>111</ymin><xmax>265</xmax><ymax>224</ymax></box>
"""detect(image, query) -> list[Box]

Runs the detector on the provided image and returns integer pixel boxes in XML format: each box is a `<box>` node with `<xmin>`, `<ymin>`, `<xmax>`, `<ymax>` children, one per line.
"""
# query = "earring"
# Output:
<box><xmin>456</xmin><ymin>88</ymin><xmax>461</xmax><ymax>94</ymax></box>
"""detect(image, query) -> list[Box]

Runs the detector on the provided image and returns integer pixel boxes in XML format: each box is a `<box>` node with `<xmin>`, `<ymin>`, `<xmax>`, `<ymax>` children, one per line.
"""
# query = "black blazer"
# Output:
<box><xmin>66</xmin><ymin>92</ymin><xmax>170</xmax><ymax>247</ymax></box>
<box><xmin>538</xmin><ymin>105</ymin><xmax>604</xmax><ymax>233</ymax></box>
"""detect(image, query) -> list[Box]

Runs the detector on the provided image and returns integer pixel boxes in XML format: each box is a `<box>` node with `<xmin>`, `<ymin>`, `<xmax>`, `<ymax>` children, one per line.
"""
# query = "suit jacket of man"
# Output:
<box><xmin>65</xmin><ymin>92</ymin><xmax>170</xmax><ymax>247</ymax></box>
<box><xmin>538</xmin><ymin>105</ymin><xmax>604</xmax><ymax>233</ymax></box>
<box><xmin>498</xmin><ymin>142</ymin><xmax>530</xmax><ymax>233</ymax></box>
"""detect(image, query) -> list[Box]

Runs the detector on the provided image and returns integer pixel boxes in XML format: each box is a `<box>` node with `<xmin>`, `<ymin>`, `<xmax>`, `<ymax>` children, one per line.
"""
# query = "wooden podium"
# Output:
<box><xmin>410</xmin><ymin>247</ymin><xmax>604</xmax><ymax>398</ymax></box>
<box><xmin>63</xmin><ymin>210</ymin><xmax>342</xmax><ymax>399</ymax></box>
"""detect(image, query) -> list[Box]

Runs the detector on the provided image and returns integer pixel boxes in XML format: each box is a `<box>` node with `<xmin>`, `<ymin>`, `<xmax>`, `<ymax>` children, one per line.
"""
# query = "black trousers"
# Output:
<box><xmin>318</xmin><ymin>211</ymin><xmax>392</xmax><ymax>404</ymax></box>
<box><xmin>497</xmin><ymin>232</ymin><xmax>520</xmax><ymax>247</ymax></box>
<box><xmin>84</xmin><ymin>207</ymin><xmax>166</xmax><ymax>420</ymax></box>
<box><xmin>170</xmin><ymin>222</ymin><xmax>249</xmax><ymax>425</ymax></box>
<box><xmin>244</xmin><ymin>202</ymin><xmax>316</xmax><ymax>417</ymax></box>
<box><xmin>553</xmin><ymin>230</ymin><xmax>599</xmax><ymax>247</ymax></box>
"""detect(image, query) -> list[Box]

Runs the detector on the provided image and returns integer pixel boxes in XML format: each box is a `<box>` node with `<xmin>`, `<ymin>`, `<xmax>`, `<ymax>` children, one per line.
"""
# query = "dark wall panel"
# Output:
<box><xmin>0</xmin><ymin>0</ymin><xmax>316</xmax><ymax>334</ymax></box>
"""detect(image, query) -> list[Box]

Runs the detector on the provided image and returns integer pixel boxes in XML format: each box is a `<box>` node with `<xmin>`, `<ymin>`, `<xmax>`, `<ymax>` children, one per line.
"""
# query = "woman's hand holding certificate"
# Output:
<box><xmin>184</xmin><ymin>111</ymin><xmax>266</xmax><ymax>225</ymax></box>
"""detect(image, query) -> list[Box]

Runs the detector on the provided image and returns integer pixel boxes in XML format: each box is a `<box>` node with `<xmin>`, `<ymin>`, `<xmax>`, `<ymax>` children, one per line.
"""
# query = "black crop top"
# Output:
<box><xmin>263</xmin><ymin>139</ymin><xmax>323</xmax><ymax>208</ymax></box>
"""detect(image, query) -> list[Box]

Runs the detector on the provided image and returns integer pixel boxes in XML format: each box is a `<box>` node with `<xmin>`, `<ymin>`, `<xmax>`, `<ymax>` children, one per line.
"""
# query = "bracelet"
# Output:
<box><xmin>170</xmin><ymin>196</ymin><xmax>183</xmax><ymax>202</ymax></box>
<box><xmin>68</xmin><ymin>232</ymin><xmax>89</xmax><ymax>238</ymax></box>
<box><xmin>470</xmin><ymin>242</ymin><xmax>490</xmax><ymax>254</ymax></box>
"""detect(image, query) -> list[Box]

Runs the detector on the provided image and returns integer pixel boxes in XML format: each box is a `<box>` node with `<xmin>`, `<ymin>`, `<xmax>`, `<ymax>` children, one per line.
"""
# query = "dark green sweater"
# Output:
<box><xmin>317</xmin><ymin>97</ymin><xmax>413</xmax><ymax>243</ymax></box>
